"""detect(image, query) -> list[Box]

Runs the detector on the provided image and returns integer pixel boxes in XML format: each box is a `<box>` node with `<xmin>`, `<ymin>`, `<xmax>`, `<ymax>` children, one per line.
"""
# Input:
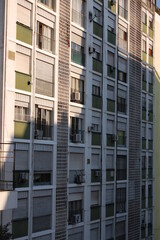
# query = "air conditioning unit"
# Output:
<box><xmin>73</xmin><ymin>214</ymin><xmax>81</xmax><ymax>224</ymax></box>
<box><xmin>72</xmin><ymin>92</ymin><xmax>81</xmax><ymax>101</ymax></box>
<box><xmin>73</xmin><ymin>133</ymin><xmax>81</xmax><ymax>143</ymax></box>
<box><xmin>111</xmin><ymin>0</ymin><xmax>116</xmax><ymax>6</ymax></box>
<box><xmin>34</xmin><ymin>129</ymin><xmax>43</xmax><ymax>138</ymax></box>
<box><xmin>88</xmin><ymin>126</ymin><xmax>94</xmax><ymax>132</ymax></box>
<box><xmin>89</xmin><ymin>47</ymin><xmax>95</xmax><ymax>54</ymax></box>
<box><xmin>75</xmin><ymin>174</ymin><xmax>84</xmax><ymax>184</ymax></box>
<box><xmin>94</xmin><ymin>170</ymin><xmax>100</xmax><ymax>177</ymax></box>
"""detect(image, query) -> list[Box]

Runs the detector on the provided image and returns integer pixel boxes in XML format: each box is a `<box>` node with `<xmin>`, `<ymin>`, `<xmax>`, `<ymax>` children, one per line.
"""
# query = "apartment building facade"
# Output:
<box><xmin>0</xmin><ymin>0</ymin><xmax>155</xmax><ymax>239</ymax></box>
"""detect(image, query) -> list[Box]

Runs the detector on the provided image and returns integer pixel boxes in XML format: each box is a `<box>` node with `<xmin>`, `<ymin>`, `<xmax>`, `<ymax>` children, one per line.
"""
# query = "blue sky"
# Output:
<box><xmin>157</xmin><ymin>0</ymin><xmax>160</xmax><ymax>7</ymax></box>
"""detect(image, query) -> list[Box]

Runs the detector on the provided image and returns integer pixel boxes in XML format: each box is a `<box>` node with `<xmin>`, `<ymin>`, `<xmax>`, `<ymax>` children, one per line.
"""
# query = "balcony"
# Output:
<box><xmin>71</xmin><ymin>49</ymin><xmax>85</xmax><ymax>66</ymax></box>
<box><xmin>16</xmin><ymin>22</ymin><xmax>32</xmax><ymax>45</ymax></box>
<box><xmin>107</xmin><ymin>99</ymin><xmax>115</xmax><ymax>112</ymax></box>
<box><xmin>116</xmin><ymin>169</ymin><xmax>127</xmax><ymax>181</ymax></box>
<box><xmin>108</xmin><ymin>30</ymin><xmax>116</xmax><ymax>45</ymax></box>
<box><xmin>142</xmin><ymin>23</ymin><xmax>147</xmax><ymax>34</ymax></box>
<box><xmin>106</xmin><ymin>169</ymin><xmax>114</xmax><ymax>181</ymax></box>
<box><xmin>142</xmin><ymin>51</ymin><xmax>147</xmax><ymax>62</ymax></box>
<box><xmin>93</xmin><ymin>58</ymin><xmax>102</xmax><ymax>73</ymax></box>
<box><xmin>107</xmin><ymin>65</ymin><xmax>115</xmax><ymax>78</ymax></box>
<box><xmin>36</xmin><ymin>78</ymin><xmax>54</xmax><ymax>97</ymax></box>
<box><xmin>92</xmin><ymin>95</ymin><xmax>102</xmax><ymax>109</ymax></box>
<box><xmin>15</xmin><ymin>72</ymin><xmax>31</xmax><ymax>92</ymax></box>
<box><xmin>91</xmin><ymin>169</ymin><xmax>101</xmax><ymax>183</ymax></box>
<box><xmin>118</xmin><ymin>5</ymin><xmax>128</xmax><ymax>20</ymax></box>
<box><xmin>72</xmin><ymin>9</ymin><xmax>86</xmax><ymax>28</ymax></box>
<box><xmin>118</xmin><ymin>37</ymin><xmax>128</xmax><ymax>52</ymax></box>
<box><xmin>106</xmin><ymin>203</ymin><xmax>114</xmax><ymax>218</ymax></box>
<box><xmin>92</xmin><ymin>132</ymin><xmax>101</xmax><ymax>146</ymax></box>
<box><xmin>91</xmin><ymin>205</ymin><xmax>101</xmax><ymax>221</ymax></box>
<box><xmin>108</xmin><ymin>0</ymin><xmax>116</xmax><ymax>13</ymax></box>
<box><xmin>34</xmin><ymin>124</ymin><xmax>52</xmax><ymax>140</ymax></box>
<box><xmin>37</xmin><ymin>33</ymin><xmax>55</xmax><ymax>53</ymax></box>
<box><xmin>93</xmin><ymin>22</ymin><xmax>103</xmax><ymax>38</ymax></box>
<box><xmin>70</xmin><ymin>130</ymin><xmax>84</xmax><ymax>144</ymax></box>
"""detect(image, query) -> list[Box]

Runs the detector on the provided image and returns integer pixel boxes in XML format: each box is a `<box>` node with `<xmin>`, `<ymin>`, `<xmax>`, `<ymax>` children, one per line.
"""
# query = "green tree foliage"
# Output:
<box><xmin>0</xmin><ymin>223</ymin><xmax>12</xmax><ymax>240</ymax></box>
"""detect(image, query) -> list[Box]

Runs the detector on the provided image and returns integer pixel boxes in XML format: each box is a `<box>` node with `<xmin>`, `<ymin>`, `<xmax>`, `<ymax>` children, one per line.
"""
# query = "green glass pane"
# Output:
<box><xmin>108</xmin><ymin>30</ymin><xmax>116</xmax><ymax>45</ymax></box>
<box><xmin>149</xmin><ymin>28</ymin><xmax>153</xmax><ymax>38</ymax></box>
<box><xmin>93</xmin><ymin>22</ymin><xmax>102</xmax><ymax>38</ymax></box>
<box><xmin>149</xmin><ymin>56</ymin><xmax>153</xmax><ymax>66</ymax></box>
<box><xmin>93</xmin><ymin>58</ymin><xmax>102</xmax><ymax>73</ymax></box>
<box><xmin>142</xmin><ymin>23</ymin><xmax>147</xmax><ymax>34</ymax></box>
<box><xmin>92</xmin><ymin>95</ymin><xmax>102</xmax><ymax>109</ymax></box>
<box><xmin>12</xmin><ymin>219</ymin><xmax>28</xmax><ymax>238</ymax></box>
<box><xmin>107</xmin><ymin>99</ymin><xmax>115</xmax><ymax>112</ymax></box>
<box><xmin>16</xmin><ymin>72</ymin><xmax>31</xmax><ymax>92</ymax></box>
<box><xmin>142</xmin><ymin>52</ymin><xmax>147</xmax><ymax>62</ymax></box>
<box><xmin>16</xmin><ymin>23</ymin><xmax>32</xmax><ymax>45</ymax></box>
<box><xmin>14</xmin><ymin>122</ymin><xmax>30</xmax><ymax>139</ymax></box>
<box><xmin>92</xmin><ymin>132</ymin><xmax>101</xmax><ymax>146</ymax></box>
<box><xmin>91</xmin><ymin>206</ymin><xmax>100</xmax><ymax>221</ymax></box>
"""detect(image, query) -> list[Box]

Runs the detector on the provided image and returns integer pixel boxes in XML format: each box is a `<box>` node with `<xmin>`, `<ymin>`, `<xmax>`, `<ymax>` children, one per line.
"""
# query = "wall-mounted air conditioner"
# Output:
<box><xmin>73</xmin><ymin>214</ymin><xmax>81</xmax><ymax>224</ymax></box>
<box><xmin>72</xmin><ymin>92</ymin><xmax>81</xmax><ymax>101</ymax></box>
<box><xmin>73</xmin><ymin>133</ymin><xmax>81</xmax><ymax>143</ymax></box>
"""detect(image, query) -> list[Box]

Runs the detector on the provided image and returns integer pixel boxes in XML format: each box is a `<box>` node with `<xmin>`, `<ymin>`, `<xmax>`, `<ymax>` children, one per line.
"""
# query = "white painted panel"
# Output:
<box><xmin>17</xmin><ymin>4</ymin><xmax>31</xmax><ymax>27</ymax></box>
<box><xmin>16</xmin><ymin>52</ymin><xmax>30</xmax><ymax>74</ymax></box>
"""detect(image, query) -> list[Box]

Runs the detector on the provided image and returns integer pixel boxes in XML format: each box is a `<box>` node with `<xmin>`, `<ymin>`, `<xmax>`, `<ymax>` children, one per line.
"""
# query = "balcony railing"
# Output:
<box><xmin>37</xmin><ymin>33</ymin><xmax>55</xmax><ymax>53</ymax></box>
<box><xmin>34</xmin><ymin>124</ymin><xmax>52</xmax><ymax>140</ymax></box>
<box><xmin>118</xmin><ymin>37</ymin><xmax>128</xmax><ymax>52</ymax></box>
<box><xmin>71</xmin><ymin>49</ymin><xmax>85</xmax><ymax>66</ymax></box>
<box><xmin>116</xmin><ymin>169</ymin><xmax>127</xmax><ymax>181</ymax></box>
<box><xmin>108</xmin><ymin>30</ymin><xmax>116</xmax><ymax>45</ymax></box>
<box><xmin>118</xmin><ymin>5</ymin><xmax>128</xmax><ymax>20</ymax></box>
<box><xmin>72</xmin><ymin>9</ymin><xmax>86</xmax><ymax>28</ymax></box>
<box><xmin>36</xmin><ymin>78</ymin><xmax>54</xmax><ymax>97</ymax></box>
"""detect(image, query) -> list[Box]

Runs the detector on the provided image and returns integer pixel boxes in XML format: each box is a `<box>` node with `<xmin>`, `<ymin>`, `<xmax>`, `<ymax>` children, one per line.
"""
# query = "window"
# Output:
<box><xmin>116</xmin><ymin>155</ymin><xmax>127</xmax><ymax>180</ymax></box>
<box><xmin>93</xmin><ymin>8</ymin><xmax>102</xmax><ymax>25</ymax></box>
<box><xmin>117</xmin><ymin>97</ymin><xmax>126</xmax><ymax>114</ymax></box>
<box><xmin>72</xmin><ymin>0</ymin><xmax>85</xmax><ymax>27</ymax></box>
<box><xmin>116</xmin><ymin>188</ymin><xmax>126</xmax><ymax>213</ymax></box>
<box><xmin>92</xmin><ymin>85</ymin><xmax>100</xmax><ymax>96</ymax></box>
<box><xmin>68</xmin><ymin>200</ymin><xmax>83</xmax><ymax>224</ymax></box>
<box><xmin>39</xmin><ymin>0</ymin><xmax>55</xmax><ymax>9</ymax></box>
<box><xmin>149</xmin><ymin>44</ymin><xmax>153</xmax><ymax>56</ymax></box>
<box><xmin>35</xmin><ymin>106</ymin><xmax>52</xmax><ymax>139</ymax></box>
<box><xmin>142</xmin><ymin>39</ymin><xmax>147</xmax><ymax>53</ymax></box>
<box><xmin>71</xmin><ymin>42</ymin><xmax>85</xmax><ymax>66</ymax></box>
<box><xmin>37</xmin><ymin>22</ymin><xmax>54</xmax><ymax>53</ymax></box>
<box><xmin>70</xmin><ymin>117</ymin><xmax>83</xmax><ymax>143</ymax></box>
<box><xmin>149</xmin><ymin>17</ymin><xmax>153</xmax><ymax>29</ymax></box>
<box><xmin>142</xmin><ymin>12</ymin><xmax>147</xmax><ymax>25</ymax></box>
<box><xmin>71</xmin><ymin>77</ymin><xmax>84</xmax><ymax>104</ymax></box>
<box><xmin>15</xmin><ymin>106</ymin><xmax>29</xmax><ymax>122</ymax></box>
<box><xmin>116</xmin><ymin>221</ymin><xmax>126</xmax><ymax>240</ymax></box>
